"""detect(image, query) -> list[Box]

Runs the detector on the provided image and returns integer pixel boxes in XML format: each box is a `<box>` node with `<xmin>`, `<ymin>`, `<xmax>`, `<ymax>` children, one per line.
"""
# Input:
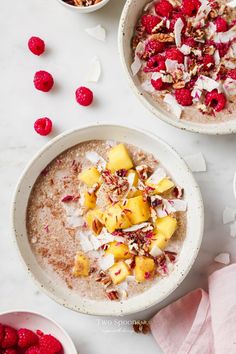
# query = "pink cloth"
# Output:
<box><xmin>150</xmin><ymin>264</ymin><xmax>236</xmax><ymax>354</ymax></box>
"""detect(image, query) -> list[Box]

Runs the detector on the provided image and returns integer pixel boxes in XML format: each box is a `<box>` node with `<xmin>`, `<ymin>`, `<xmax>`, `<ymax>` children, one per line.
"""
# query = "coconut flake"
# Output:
<box><xmin>192</xmin><ymin>76</ymin><xmax>220</xmax><ymax>99</ymax></box>
<box><xmin>123</xmin><ymin>222</ymin><xmax>151</xmax><ymax>232</ymax></box>
<box><xmin>174</xmin><ymin>18</ymin><xmax>184</xmax><ymax>47</ymax></box>
<box><xmin>214</xmin><ymin>253</ymin><xmax>230</xmax><ymax>265</ymax></box>
<box><xmin>85</xmin><ymin>151</ymin><xmax>106</xmax><ymax>170</ymax></box>
<box><xmin>90</xmin><ymin>234</ymin><xmax>102</xmax><ymax>250</ymax></box>
<box><xmin>148</xmin><ymin>168</ymin><xmax>166</xmax><ymax>185</ymax></box>
<box><xmin>67</xmin><ymin>215</ymin><xmax>84</xmax><ymax>228</ymax></box>
<box><xmin>86</xmin><ymin>56</ymin><xmax>101</xmax><ymax>83</ymax></box>
<box><xmin>207</xmin><ymin>22</ymin><xmax>217</xmax><ymax>37</ymax></box>
<box><xmin>179</xmin><ymin>44</ymin><xmax>191</xmax><ymax>55</ymax></box>
<box><xmin>99</xmin><ymin>254</ymin><xmax>114</xmax><ymax>270</ymax></box>
<box><xmin>163</xmin><ymin>94</ymin><xmax>183</xmax><ymax>119</ymax></box>
<box><xmin>165</xmin><ymin>59</ymin><xmax>179</xmax><ymax>73</ymax></box>
<box><xmin>141</xmin><ymin>80</ymin><xmax>155</xmax><ymax>93</ymax></box>
<box><xmin>79</xmin><ymin>231</ymin><xmax>94</xmax><ymax>252</ymax></box>
<box><xmin>131</xmin><ymin>42</ymin><xmax>145</xmax><ymax>76</ymax></box>
<box><xmin>85</xmin><ymin>25</ymin><xmax>106</xmax><ymax>41</ymax></box>
<box><xmin>214</xmin><ymin>27</ymin><xmax>236</xmax><ymax>43</ymax></box>
<box><xmin>227</xmin><ymin>0</ymin><xmax>236</xmax><ymax>7</ymax></box>
<box><xmin>195</xmin><ymin>0</ymin><xmax>211</xmax><ymax>24</ymax></box>
<box><xmin>223</xmin><ymin>206</ymin><xmax>236</xmax><ymax>224</ymax></box>
<box><xmin>223</xmin><ymin>78</ymin><xmax>236</xmax><ymax>97</ymax></box>
<box><xmin>214</xmin><ymin>50</ymin><xmax>220</xmax><ymax>66</ymax></box>
<box><xmin>184</xmin><ymin>152</ymin><xmax>207</xmax><ymax>172</ymax></box>
<box><xmin>168</xmin><ymin>199</ymin><xmax>187</xmax><ymax>212</ymax></box>
<box><xmin>150</xmin><ymin>244</ymin><xmax>163</xmax><ymax>257</ymax></box>
<box><xmin>97</xmin><ymin>228</ymin><xmax>114</xmax><ymax>245</ymax></box>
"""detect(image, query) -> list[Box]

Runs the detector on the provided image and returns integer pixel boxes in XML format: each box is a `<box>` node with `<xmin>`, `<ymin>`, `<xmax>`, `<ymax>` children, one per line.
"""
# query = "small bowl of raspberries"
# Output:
<box><xmin>57</xmin><ymin>0</ymin><xmax>111</xmax><ymax>13</ymax></box>
<box><xmin>0</xmin><ymin>311</ymin><xmax>77</xmax><ymax>354</ymax></box>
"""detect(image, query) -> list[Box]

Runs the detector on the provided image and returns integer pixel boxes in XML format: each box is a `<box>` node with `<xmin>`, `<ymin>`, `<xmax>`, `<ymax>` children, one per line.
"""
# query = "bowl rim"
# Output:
<box><xmin>118</xmin><ymin>0</ymin><xmax>236</xmax><ymax>135</ymax></box>
<box><xmin>11</xmin><ymin>122</ymin><xmax>204</xmax><ymax>316</ymax></box>
<box><xmin>56</xmin><ymin>0</ymin><xmax>110</xmax><ymax>11</ymax></box>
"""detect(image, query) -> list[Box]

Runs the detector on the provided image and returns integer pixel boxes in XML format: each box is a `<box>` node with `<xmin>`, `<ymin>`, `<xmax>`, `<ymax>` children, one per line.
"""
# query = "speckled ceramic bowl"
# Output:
<box><xmin>118</xmin><ymin>0</ymin><xmax>236</xmax><ymax>135</ymax></box>
<box><xmin>56</xmin><ymin>0</ymin><xmax>111</xmax><ymax>13</ymax></box>
<box><xmin>12</xmin><ymin>123</ymin><xmax>203</xmax><ymax>316</ymax></box>
<box><xmin>0</xmin><ymin>311</ymin><xmax>77</xmax><ymax>353</ymax></box>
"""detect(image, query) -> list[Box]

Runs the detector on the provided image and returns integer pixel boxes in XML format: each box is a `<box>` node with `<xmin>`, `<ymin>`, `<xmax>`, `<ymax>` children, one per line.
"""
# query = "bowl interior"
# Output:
<box><xmin>12</xmin><ymin>123</ymin><xmax>203</xmax><ymax>316</ymax></box>
<box><xmin>57</xmin><ymin>0</ymin><xmax>110</xmax><ymax>13</ymax></box>
<box><xmin>0</xmin><ymin>311</ymin><xmax>77</xmax><ymax>354</ymax></box>
<box><xmin>118</xmin><ymin>0</ymin><xmax>236</xmax><ymax>135</ymax></box>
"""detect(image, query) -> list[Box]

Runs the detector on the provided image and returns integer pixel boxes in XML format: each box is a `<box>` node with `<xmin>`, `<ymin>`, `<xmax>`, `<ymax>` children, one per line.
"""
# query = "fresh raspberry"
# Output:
<box><xmin>141</xmin><ymin>15</ymin><xmax>161</xmax><ymax>34</ymax></box>
<box><xmin>1</xmin><ymin>326</ymin><xmax>18</xmax><ymax>348</ymax></box>
<box><xmin>144</xmin><ymin>40</ymin><xmax>165</xmax><ymax>57</ymax></box>
<box><xmin>205</xmin><ymin>90</ymin><xmax>226</xmax><ymax>112</ymax></box>
<box><xmin>202</xmin><ymin>54</ymin><xmax>215</xmax><ymax>70</ymax></box>
<box><xmin>25</xmin><ymin>346</ymin><xmax>41</xmax><ymax>354</ymax></box>
<box><xmin>182</xmin><ymin>0</ymin><xmax>200</xmax><ymax>17</ymax></box>
<box><xmin>165</xmin><ymin>48</ymin><xmax>184</xmax><ymax>64</ymax></box>
<box><xmin>17</xmin><ymin>329</ymin><xmax>38</xmax><ymax>349</ymax></box>
<box><xmin>33</xmin><ymin>71</ymin><xmax>54</xmax><ymax>92</ymax></box>
<box><xmin>175</xmin><ymin>88</ymin><xmax>193</xmax><ymax>106</ymax></box>
<box><xmin>228</xmin><ymin>69</ymin><xmax>236</xmax><ymax>80</ymax></box>
<box><xmin>38</xmin><ymin>334</ymin><xmax>62</xmax><ymax>354</ymax></box>
<box><xmin>75</xmin><ymin>86</ymin><xmax>93</xmax><ymax>106</ymax></box>
<box><xmin>34</xmin><ymin>118</ymin><xmax>53</xmax><ymax>136</ymax></box>
<box><xmin>28</xmin><ymin>36</ymin><xmax>45</xmax><ymax>56</ymax></box>
<box><xmin>170</xmin><ymin>13</ymin><xmax>186</xmax><ymax>32</ymax></box>
<box><xmin>0</xmin><ymin>324</ymin><xmax>4</xmax><ymax>345</ymax></box>
<box><xmin>3</xmin><ymin>349</ymin><xmax>18</xmax><ymax>354</ymax></box>
<box><xmin>155</xmin><ymin>0</ymin><xmax>173</xmax><ymax>18</ymax></box>
<box><xmin>151</xmin><ymin>78</ymin><xmax>166</xmax><ymax>90</ymax></box>
<box><xmin>182</xmin><ymin>37</ymin><xmax>196</xmax><ymax>47</ymax></box>
<box><xmin>144</xmin><ymin>54</ymin><xmax>166</xmax><ymax>72</ymax></box>
<box><xmin>215</xmin><ymin>42</ymin><xmax>230</xmax><ymax>58</ymax></box>
<box><xmin>215</xmin><ymin>16</ymin><xmax>228</xmax><ymax>32</ymax></box>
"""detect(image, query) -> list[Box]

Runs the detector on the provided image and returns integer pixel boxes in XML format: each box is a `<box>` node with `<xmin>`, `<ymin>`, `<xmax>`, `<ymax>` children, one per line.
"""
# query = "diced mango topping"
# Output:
<box><xmin>79</xmin><ymin>167</ymin><xmax>100</xmax><ymax>187</ymax></box>
<box><xmin>149</xmin><ymin>232</ymin><xmax>169</xmax><ymax>251</ymax></box>
<box><xmin>155</xmin><ymin>216</ymin><xmax>177</xmax><ymax>239</ymax></box>
<box><xmin>107</xmin><ymin>144</ymin><xmax>133</xmax><ymax>171</ymax></box>
<box><xmin>86</xmin><ymin>209</ymin><xmax>104</xmax><ymax>235</ymax></box>
<box><xmin>103</xmin><ymin>204</ymin><xmax>132</xmax><ymax>233</ymax></box>
<box><xmin>125</xmin><ymin>196</ymin><xmax>151</xmax><ymax>225</ymax></box>
<box><xmin>134</xmin><ymin>256</ymin><xmax>155</xmax><ymax>282</ymax></box>
<box><xmin>73</xmin><ymin>254</ymin><xmax>90</xmax><ymax>277</ymax></box>
<box><xmin>127</xmin><ymin>169</ymin><xmax>139</xmax><ymax>187</ymax></box>
<box><xmin>106</xmin><ymin>241</ymin><xmax>131</xmax><ymax>261</ymax></box>
<box><xmin>146</xmin><ymin>177</ymin><xmax>174</xmax><ymax>194</ymax></box>
<box><xmin>83</xmin><ymin>191</ymin><xmax>97</xmax><ymax>209</ymax></box>
<box><xmin>109</xmin><ymin>261</ymin><xmax>131</xmax><ymax>285</ymax></box>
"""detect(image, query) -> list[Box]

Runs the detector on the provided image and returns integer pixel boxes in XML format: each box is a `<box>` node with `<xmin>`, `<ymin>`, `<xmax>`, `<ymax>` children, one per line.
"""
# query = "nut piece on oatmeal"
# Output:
<box><xmin>79</xmin><ymin>166</ymin><xmax>101</xmax><ymax>187</ymax></box>
<box><xmin>105</xmin><ymin>241</ymin><xmax>131</xmax><ymax>261</ymax></box>
<box><xmin>103</xmin><ymin>204</ymin><xmax>132</xmax><ymax>233</ymax></box>
<box><xmin>107</xmin><ymin>144</ymin><xmax>133</xmax><ymax>171</ymax></box>
<box><xmin>86</xmin><ymin>209</ymin><xmax>104</xmax><ymax>235</ymax></box>
<box><xmin>109</xmin><ymin>261</ymin><xmax>131</xmax><ymax>285</ymax></box>
<box><xmin>134</xmin><ymin>256</ymin><xmax>155</xmax><ymax>282</ymax></box>
<box><xmin>155</xmin><ymin>216</ymin><xmax>177</xmax><ymax>238</ymax></box>
<box><xmin>73</xmin><ymin>253</ymin><xmax>90</xmax><ymax>277</ymax></box>
<box><xmin>126</xmin><ymin>196</ymin><xmax>151</xmax><ymax>225</ymax></box>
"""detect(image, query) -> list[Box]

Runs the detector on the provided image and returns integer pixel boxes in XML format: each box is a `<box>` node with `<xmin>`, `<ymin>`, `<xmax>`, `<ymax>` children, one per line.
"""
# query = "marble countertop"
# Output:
<box><xmin>1</xmin><ymin>0</ymin><xmax>236</xmax><ymax>353</ymax></box>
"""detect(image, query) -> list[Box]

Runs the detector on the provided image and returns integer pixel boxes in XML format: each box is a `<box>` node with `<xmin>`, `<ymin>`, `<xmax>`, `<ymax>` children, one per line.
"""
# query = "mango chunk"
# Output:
<box><xmin>155</xmin><ymin>216</ymin><xmax>177</xmax><ymax>239</ymax></box>
<box><xmin>127</xmin><ymin>169</ymin><xmax>139</xmax><ymax>187</ymax></box>
<box><xmin>146</xmin><ymin>178</ymin><xmax>174</xmax><ymax>194</ymax></box>
<box><xmin>109</xmin><ymin>261</ymin><xmax>131</xmax><ymax>285</ymax></box>
<box><xmin>107</xmin><ymin>144</ymin><xmax>133</xmax><ymax>171</ymax></box>
<box><xmin>134</xmin><ymin>256</ymin><xmax>155</xmax><ymax>282</ymax></box>
<box><xmin>83</xmin><ymin>191</ymin><xmax>97</xmax><ymax>209</ymax></box>
<box><xmin>125</xmin><ymin>196</ymin><xmax>150</xmax><ymax>225</ymax></box>
<box><xmin>106</xmin><ymin>241</ymin><xmax>131</xmax><ymax>261</ymax></box>
<box><xmin>73</xmin><ymin>254</ymin><xmax>90</xmax><ymax>277</ymax></box>
<box><xmin>103</xmin><ymin>204</ymin><xmax>132</xmax><ymax>233</ymax></box>
<box><xmin>79</xmin><ymin>167</ymin><xmax>100</xmax><ymax>187</ymax></box>
<box><xmin>149</xmin><ymin>232</ymin><xmax>169</xmax><ymax>251</ymax></box>
<box><xmin>86</xmin><ymin>209</ymin><xmax>104</xmax><ymax>235</ymax></box>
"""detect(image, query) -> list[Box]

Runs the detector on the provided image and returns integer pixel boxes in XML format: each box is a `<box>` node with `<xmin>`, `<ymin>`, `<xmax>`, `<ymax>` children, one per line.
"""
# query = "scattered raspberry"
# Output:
<box><xmin>151</xmin><ymin>78</ymin><xmax>166</xmax><ymax>90</ymax></box>
<box><xmin>144</xmin><ymin>40</ymin><xmax>165</xmax><ymax>57</ymax></box>
<box><xmin>215</xmin><ymin>42</ymin><xmax>230</xmax><ymax>58</ymax></box>
<box><xmin>34</xmin><ymin>117</ymin><xmax>53</xmax><ymax>136</ymax></box>
<box><xmin>28</xmin><ymin>36</ymin><xmax>45</xmax><ymax>56</ymax></box>
<box><xmin>175</xmin><ymin>88</ymin><xmax>193</xmax><ymax>106</ymax></box>
<box><xmin>25</xmin><ymin>346</ymin><xmax>41</xmax><ymax>354</ymax></box>
<box><xmin>33</xmin><ymin>71</ymin><xmax>54</xmax><ymax>92</ymax></box>
<box><xmin>215</xmin><ymin>16</ymin><xmax>228</xmax><ymax>32</ymax></box>
<box><xmin>182</xmin><ymin>0</ymin><xmax>200</xmax><ymax>16</ymax></box>
<box><xmin>141</xmin><ymin>14</ymin><xmax>161</xmax><ymax>34</ymax></box>
<box><xmin>205</xmin><ymin>90</ymin><xmax>226</xmax><ymax>112</ymax></box>
<box><xmin>170</xmin><ymin>13</ymin><xmax>186</xmax><ymax>32</ymax></box>
<box><xmin>202</xmin><ymin>54</ymin><xmax>215</xmax><ymax>70</ymax></box>
<box><xmin>155</xmin><ymin>0</ymin><xmax>173</xmax><ymax>18</ymax></box>
<box><xmin>182</xmin><ymin>37</ymin><xmax>196</xmax><ymax>47</ymax></box>
<box><xmin>144</xmin><ymin>54</ymin><xmax>166</xmax><ymax>72</ymax></box>
<box><xmin>18</xmin><ymin>328</ymin><xmax>38</xmax><ymax>349</ymax></box>
<box><xmin>228</xmin><ymin>69</ymin><xmax>236</xmax><ymax>80</ymax></box>
<box><xmin>3</xmin><ymin>349</ymin><xmax>18</xmax><ymax>354</ymax></box>
<box><xmin>38</xmin><ymin>334</ymin><xmax>62</xmax><ymax>354</ymax></box>
<box><xmin>1</xmin><ymin>326</ymin><xmax>18</xmax><ymax>349</ymax></box>
<box><xmin>0</xmin><ymin>324</ymin><xmax>4</xmax><ymax>345</ymax></box>
<box><xmin>165</xmin><ymin>48</ymin><xmax>184</xmax><ymax>64</ymax></box>
<box><xmin>75</xmin><ymin>86</ymin><xmax>94</xmax><ymax>106</ymax></box>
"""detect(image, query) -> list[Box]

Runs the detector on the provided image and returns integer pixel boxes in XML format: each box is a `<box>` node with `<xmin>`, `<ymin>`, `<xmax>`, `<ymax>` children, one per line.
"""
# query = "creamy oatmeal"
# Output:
<box><xmin>132</xmin><ymin>0</ymin><xmax>236</xmax><ymax>123</ymax></box>
<box><xmin>27</xmin><ymin>140</ymin><xmax>187</xmax><ymax>301</ymax></box>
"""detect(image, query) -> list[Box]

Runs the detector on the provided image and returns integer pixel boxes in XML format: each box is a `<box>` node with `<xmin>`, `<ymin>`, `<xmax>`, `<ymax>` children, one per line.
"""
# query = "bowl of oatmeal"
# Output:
<box><xmin>57</xmin><ymin>0</ymin><xmax>111</xmax><ymax>13</ymax></box>
<box><xmin>118</xmin><ymin>0</ymin><xmax>236</xmax><ymax>134</ymax></box>
<box><xmin>12</xmin><ymin>123</ymin><xmax>203</xmax><ymax>315</ymax></box>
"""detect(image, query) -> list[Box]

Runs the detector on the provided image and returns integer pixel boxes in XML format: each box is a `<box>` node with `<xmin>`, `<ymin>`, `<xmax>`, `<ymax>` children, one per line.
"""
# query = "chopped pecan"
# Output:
<box><xmin>150</xmin><ymin>33</ymin><xmax>174</xmax><ymax>43</ymax></box>
<box><xmin>133</xmin><ymin>320</ymin><xmax>150</xmax><ymax>334</ymax></box>
<box><xmin>106</xmin><ymin>290</ymin><xmax>119</xmax><ymax>301</ymax></box>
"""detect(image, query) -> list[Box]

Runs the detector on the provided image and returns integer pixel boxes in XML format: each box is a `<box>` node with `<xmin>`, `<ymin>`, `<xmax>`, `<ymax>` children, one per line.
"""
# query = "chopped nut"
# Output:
<box><xmin>150</xmin><ymin>33</ymin><xmax>174</xmax><ymax>43</ymax></box>
<box><xmin>173</xmin><ymin>80</ymin><xmax>185</xmax><ymax>89</ymax></box>
<box><xmin>106</xmin><ymin>290</ymin><xmax>119</xmax><ymax>301</ymax></box>
<box><xmin>133</xmin><ymin>320</ymin><xmax>150</xmax><ymax>334</ymax></box>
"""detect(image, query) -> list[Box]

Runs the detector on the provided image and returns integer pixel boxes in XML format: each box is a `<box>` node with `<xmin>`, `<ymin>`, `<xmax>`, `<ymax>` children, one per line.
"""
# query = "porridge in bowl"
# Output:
<box><xmin>27</xmin><ymin>140</ymin><xmax>187</xmax><ymax>301</ymax></box>
<box><xmin>132</xmin><ymin>0</ymin><xmax>236</xmax><ymax>123</ymax></box>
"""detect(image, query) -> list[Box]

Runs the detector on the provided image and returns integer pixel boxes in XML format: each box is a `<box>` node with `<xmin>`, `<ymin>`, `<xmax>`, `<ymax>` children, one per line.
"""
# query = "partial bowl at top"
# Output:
<box><xmin>118</xmin><ymin>0</ymin><xmax>236</xmax><ymax>135</ymax></box>
<box><xmin>57</xmin><ymin>0</ymin><xmax>111</xmax><ymax>13</ymax></box>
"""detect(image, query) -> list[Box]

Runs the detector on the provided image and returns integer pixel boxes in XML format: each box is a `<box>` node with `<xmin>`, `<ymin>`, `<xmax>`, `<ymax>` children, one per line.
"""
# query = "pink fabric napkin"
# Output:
<box><xmin>150</xmin><ymin>264</ymin><xmax>236</xmax><ymax>354</ymax></box>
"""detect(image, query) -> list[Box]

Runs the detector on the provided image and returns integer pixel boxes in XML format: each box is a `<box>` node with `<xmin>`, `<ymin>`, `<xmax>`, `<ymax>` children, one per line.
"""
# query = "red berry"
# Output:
<box><xmin>170</xmin><ymin>13</ymin><xmax>186</xmax><ymax>32</ymax></box>
<box><xmin>215</xmin><ymin>42</ymin><xmax>230</xmax><ymax>58</ymax></box>
<box><xmin>215</xmin><ymin>16</ymin><xmax>228</xmax><ymax>32</ymax></box>
<box><xmin>228</xmin><ymin>69</ymin><xmax>236</xmax><ymax>80</ymax></box>
<box><xmin>34</xmin><ymin>118</ymin><xmax>53</xmax><ymax>136</ymax></box>
<box><xmin>151</xmin><ymin>78</ymin><xmax>165</xmax><ymax>90</ymax></box>
<box><xmin>3</xmin><ymin>349</ymin><xmax>18</xmax><ymax>354</ymax></box>
<box><xmin>144</xmin><ymin>54</ymin><xmax>166</xmax><ymax>72</ymax></box>
<box><xmin>28</xmin><ymin>36</ymin><xmax>45</xmax><ymax>56</ymax></box>
<box><xmin>202</xmin><ymin>54</ymin><xmax>215</xmax><ymax>70</ymax></box>
<box><xmin>75</xmin><ymin>86</ymin><xmax>93</xmax><ymax>106</ymax></box>
<box><xmin>145</xmin><ymin>40</ymin><xmax>165</xmax><ymax>57</ymax></box>
<box><xmin>25</xmin><ymin>346</ymin><xmax>41</xmax><ymax>354</ymax></box>
<box><xmin>141</xmin><ymin>14</ymin><xmax>161</xmax><ymax>34</ymax></box>
<box><xmin>39</xmin><ymin>334</ymin><xmax>62</xmax><ymax>354</ymax></box>
<box><xmin>1</xmin><ymin>326</ymin><xmax>18</xmax><ymax>348</ymax></box>
<box><xmin>0</xmin><ymin>324</ymin><xmax>4</xmax><ymax>345</ymax></box>
<box><xmin>182</xmin><ymin>0</ymin><xmax>200</xmax><ymax>16</ymax></box>
<box><xmin>165</xmin><ymin>48</ymin><xmax>184</xmax><ymax>64</ymax></box>
<box><xmin>175</xmin><ymin>88</ymin><xmax>193</xmax><ymax>106</ymax></box>
<box><xmin>155</xmin><ymin>0</ymin><xmax>173</xmax><ymax>18</ymax></box>
<box><xmin>18</xmin><ymin>328</ymin><xmax>38</xmax><ymax>349</ymax></box>
<box><xmin>205</xmin><ymin>90</ymin><xmax>226</xmax><ymax>112</ymax></box>
<box><xmin>33</xmin><ymin>71</ymin><xmax>54</xmax><ymax>92</ymax></box>
<box><xmin>182</xmin><ymin>37</ymin><xmax>196</xmax><ymax>47</ymax></box>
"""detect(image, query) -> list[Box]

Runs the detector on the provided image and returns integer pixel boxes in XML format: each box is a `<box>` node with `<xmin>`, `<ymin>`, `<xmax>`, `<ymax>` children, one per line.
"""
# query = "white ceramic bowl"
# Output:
<box><xmin>0</xmin><ymin>310</ymin><xmax>77</xmax><ymax>353</ymax></box>
<box><xmin>12</xmin><ymin>123</ymin><xmax>204</xmax><ymax>316</ymax></box>
<box><xmin>118</xmin><ymin>0</ymin><xmax>236</xmax><ymax>135</ymax></box>
<box><xmin>57</xmin><ymin>0</ymin><xmax>111</xmax><ymax>13</ymax></box>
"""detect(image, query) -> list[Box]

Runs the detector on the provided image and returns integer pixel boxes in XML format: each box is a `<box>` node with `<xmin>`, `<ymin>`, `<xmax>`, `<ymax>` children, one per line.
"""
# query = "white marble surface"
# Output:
<box><xmin>1</xmin><ymin>0</ymin><xmax>236</xmax><ymax>353</ymax></box>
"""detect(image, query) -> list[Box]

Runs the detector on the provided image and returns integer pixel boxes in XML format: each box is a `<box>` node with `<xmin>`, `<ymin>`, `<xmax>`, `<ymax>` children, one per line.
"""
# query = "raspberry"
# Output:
<box><xmin>215</xmin><ymin>16</ymin><xmax>228</xmax><ymax>32</ymax></box>
<box><xmin>0</xmin><ymin>324</ymin><xmax>4</xmax><ymax>345</ymax></box>
<box><xmin>182</xmin><ymin>37</ymin><xmax>196</xmax><ymax>47</ymax></box>
<box><xmin>75</xmin><ymin>86</ymin><xmax>93</xmax><ymax>106</ymax></box>
<box><xmin>144</xmin><ymin>40</ymin><xmax>165</xmax><ymax>57</ymax></box>
<box><xmin>1</xmin><ymin>326</ymin><xmax>18</xmax><ymax>348</ymax></box>
<box><xmin>202</xmin><ymin>54</ymin><xmax>215</xmax><ymax>70</ymax></box>
<box><xmin>25</xmin><ymin>346</ymin><xmax>41</xmax><ymax>354</ymax></box>
<box><xmin>34</xmin><ymin>118</ymin><xmax>53</xmax><ymax>136</ymax></box>
<box><xmin>175</xmin><ymin>88</ymin><xmax>193</xmax><ymax>106</ymax></box>
<box><xmin>17</xmin><ymin>329</ymin><xmax>38</xmax><ymax>349</ymax></box>
<box><xmin>165</xmin><ymin>48</ymin><xmax>184</xmax><ymax>64</ymax></box>
<box><xmin>205</xmin><ymin>90</ymin><xmax>226</xmax><ymax>112</ymax></box>
<box><xmin>216</xmin><ymin>42</ymin><xmax>230</xmax><ymax>58</ymax></box>
<box><xmin>170</xmin><ymin>13</ymin><xmax>186</xmax><ymax>32</ymax></box>
<box><xmin>228</xmin><ymin>69</ymin><xmax>236</xmax><ymax>80</ymax></box>
<box><xmin>33</xmin><ymin>71</ymin><xmax>54</xmax><ymax>92</ymax></box>
<box><xmin>155</xmin><ymin>0</ymin><xmax>173</xmax><ymax>18</ymax></box>
<box><xmin>28</xmin><ymin>37</ymin><xmax>45</xmax><ymax>56</ymax></box>
<box><xmin>182</xmin><ymin>0</ymin><xmax>200</xmax><ymax>16</ymax></box>
<box><xmin>144</xmin><ymin>54</ymin><xmax>166</xmax><ymax>72</ymax></box>
<box><xmin>151</xmin><ymin>78</ymin><xmax>166</xmax><ymax>90</ymax></box>
<box><xmin>39</xmin><ymin>334</ymin><xmax>62</xmax><ymax>354</ymax></box>
<box><xmin>141</xmin><ymin>15</ymin><xmax>161</xmax><ymax>34</ymax></box>
<box><xmin>3</xmin><ymin>349</ymin><xmax>18</xmax><ymax>354</ymax></box>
